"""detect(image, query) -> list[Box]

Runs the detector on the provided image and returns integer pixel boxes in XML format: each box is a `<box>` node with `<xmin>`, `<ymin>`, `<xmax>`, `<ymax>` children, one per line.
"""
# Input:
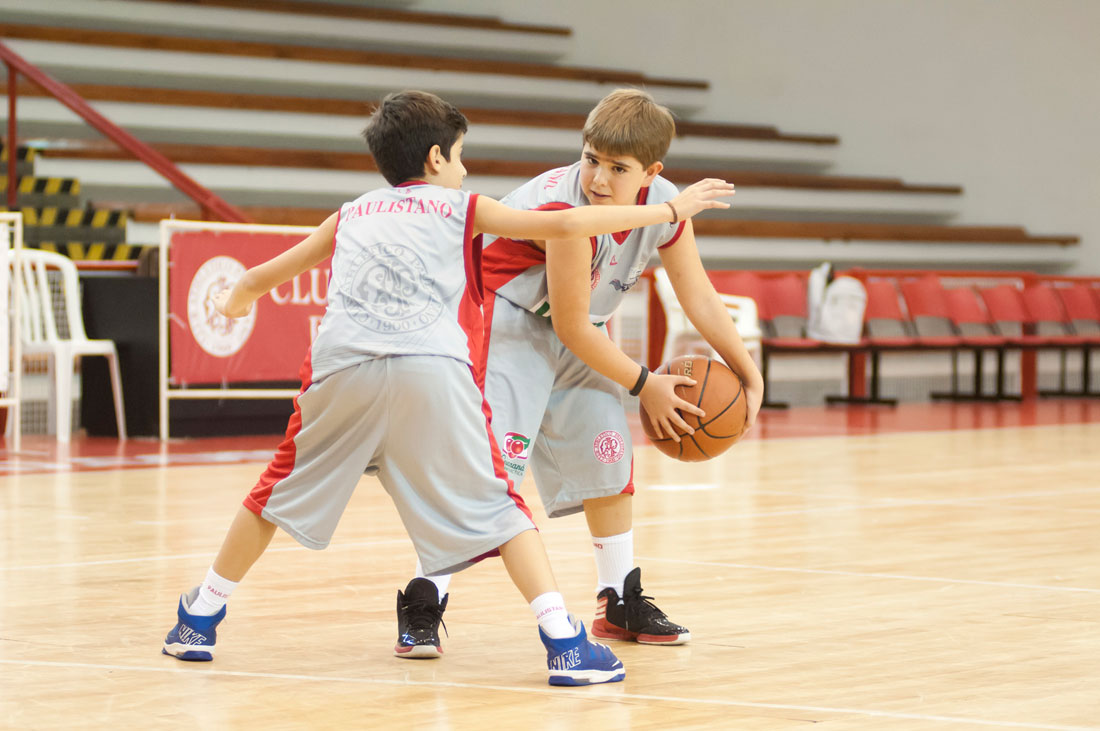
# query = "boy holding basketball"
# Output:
<box><xmin>395</xmin><ymin>89</ymin><xmax>763</xmax><ymax>656</ymax></box>
<box><xmin>160</xmin><ymin>90</ymin><xmax>734</xmax><ymax>686</ymax></box>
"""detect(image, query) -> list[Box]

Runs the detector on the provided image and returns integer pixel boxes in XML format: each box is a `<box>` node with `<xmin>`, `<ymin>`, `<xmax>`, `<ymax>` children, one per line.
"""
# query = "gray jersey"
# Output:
<box><xmin>242</xmin><ymin>182</ymin><xmax>535</xmax><ymax>574</ymax></box>
<box><xmin>482</xmin><ymin>162</ymin><xmax>685</xmax><ymax>322</ymax></box>
<box><xmin>310</xmin><ymin>183</ymin><xmax>484</xmax><ymax>382</ymax></box>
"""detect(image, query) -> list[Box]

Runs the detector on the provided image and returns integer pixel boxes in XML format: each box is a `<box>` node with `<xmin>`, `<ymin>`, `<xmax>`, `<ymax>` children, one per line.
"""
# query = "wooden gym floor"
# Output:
<box><xmin>2</xmin><ymin>400</ymin><xmax>1099</xmax><ymax>729</ymax></box>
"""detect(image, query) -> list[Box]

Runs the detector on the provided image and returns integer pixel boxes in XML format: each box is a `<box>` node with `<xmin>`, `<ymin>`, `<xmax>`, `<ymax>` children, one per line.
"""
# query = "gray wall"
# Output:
<box><xmin>421</xmin><ymin>0</ymin><xmax>1100</xmax><ymax>274</ymax></box>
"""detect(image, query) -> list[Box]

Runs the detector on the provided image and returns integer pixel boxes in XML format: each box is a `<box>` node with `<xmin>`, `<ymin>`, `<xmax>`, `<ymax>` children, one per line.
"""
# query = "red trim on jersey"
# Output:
<box><xmin>395</xmin><ymin>179</ymin><xmax>428</xmax><ymax>188</ymax></box>
<box><xmin>331</xmin><ymin>206</ymin><xmax>341</xmax><ymax>259</ymax></box>
<box><xmin>476</xmin><ymin>288</ymin><xmax>498</xmax><ymax>392</ymax></box>
<box><xmin>483</xmin><ymin>237</ymin><xmax>547</xmax><ymax>292</ymax></box>
<box><xmin>482</xmin><ymin>202</ymin><xmax>597</xmax><ymax>291</ymax></box>
<box><xmin>658</xmin><ymin>220</ymin><xmax>687</xmax><ymax>250</ymax></box>
<box><xmin>620</xmin><ymin>456</ymin><xmax>636</xmax><ymax>496</ymax></box>
<box><xmin>611</xmin><ymin>186</ymin><xmax>651</xmax><ymax>245</ymax></box>
<box><xmin>463</xmin><ymin>194</ymin><xmax>484</xmax><ymax>306</ymax></box>
<box><xmin>244</xmin><ymin>351</ymin><xmax>314</xmax><ymax>514</ymax></box>
<box><xmin>456</xmin><ymin>222</ymin><xmax>535</xmax><ymax>526</ymax></box>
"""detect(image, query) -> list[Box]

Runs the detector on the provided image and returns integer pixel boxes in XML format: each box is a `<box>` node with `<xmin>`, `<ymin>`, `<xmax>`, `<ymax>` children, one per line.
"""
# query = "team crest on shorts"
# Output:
<box><xmin>187</xmin><ymin>255</ymin><xmax>257</xmax><ymax>357</ymax></box>
<box><xmin>503</xmin><ymin>432</ymin><xmax>531</xmax><ymax>461</ymax></box>
<box><xmin>593</xmin><ymin>430</ymin><xmax>625</xmax><ymax>464</ymax></box>
<box><xmin>343</xmin><ymin>242</ymin><xmax>442</xmax><ymax>333</ymax></box>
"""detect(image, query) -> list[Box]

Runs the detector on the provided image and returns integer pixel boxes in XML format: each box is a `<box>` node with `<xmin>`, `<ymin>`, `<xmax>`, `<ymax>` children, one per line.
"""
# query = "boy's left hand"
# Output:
<box><xmin>670</xmin><ymin>179</ymin><xmax>735</xmax><ymax>220</ymax></box>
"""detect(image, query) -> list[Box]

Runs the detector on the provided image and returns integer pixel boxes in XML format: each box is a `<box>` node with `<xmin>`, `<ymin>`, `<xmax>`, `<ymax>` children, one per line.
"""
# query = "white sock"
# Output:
<box><xmin>189</xmin><ymin>567</ymin><xmax>238</xmax><ymax>617</ymax></box>
<box><xmin>415</xmin><ymin>559</ymin><xmax>452</xmax><ymax>597</ymax></box>
<box><xmin>592</xmin><ymin>530</ymin><xmax>634</xmax><ymax>596</ymax></box>
<box><xmin>530</xmin><ymin>591</ymin><xmax>574</xmax><ymax>639</ymax></box>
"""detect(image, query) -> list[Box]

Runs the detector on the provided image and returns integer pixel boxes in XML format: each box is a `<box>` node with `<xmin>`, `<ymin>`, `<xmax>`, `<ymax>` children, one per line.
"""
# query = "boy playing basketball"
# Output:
<box><xmin>395</xmin><ymin>89</ymin><xmax>764</xmax><ymax>657</ymax></box>
<box><xmin>161</xmin><ymin>90</ymin><xmax>734</xmax><ymax>686</ymax></box>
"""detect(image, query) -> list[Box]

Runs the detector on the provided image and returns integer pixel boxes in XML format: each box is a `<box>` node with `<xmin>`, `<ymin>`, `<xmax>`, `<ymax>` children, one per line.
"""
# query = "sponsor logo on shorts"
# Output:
<box><xmin>503</xmin><ymin>459</ymin><xmax>527</xmax><ymax>477</ymax></box>
<box><xmin>187</xmin><ymin>256</ymin><xmax>256</xmax><ymax>357</ymax></box>
<box><xmin>503</xmin><ymin>432</ymin><xmax>531</xmax><ymax>461</ymax></box>
<box><xmin>593</xmin><ymin>430</ymin><xmax>625</xmax><ymax>464</ymax></box>
<box><xmin>343</xmin><ymin>242</ymin><xmax>443</xmax><ymax>333</ymax></box>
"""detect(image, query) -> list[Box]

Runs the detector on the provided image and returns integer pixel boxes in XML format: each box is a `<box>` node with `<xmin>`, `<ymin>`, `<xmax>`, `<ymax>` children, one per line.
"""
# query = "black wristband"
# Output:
<box><xmin>629</xmin><ymin>365</ymin><xmax>649</xmax><ymax>396</ymax></box>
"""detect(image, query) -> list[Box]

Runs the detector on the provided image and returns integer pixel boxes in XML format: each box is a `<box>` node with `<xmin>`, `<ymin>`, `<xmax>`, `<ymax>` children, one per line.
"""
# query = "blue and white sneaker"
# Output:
<box><xmin>539</xmin><ymin>615</ymin><xmax>625</xmax><ymax>686</ymax></box>
<box><xmin>162</xmin><ymin>587</ymin><xmax>226</xmax><ymax>662</ymax></box>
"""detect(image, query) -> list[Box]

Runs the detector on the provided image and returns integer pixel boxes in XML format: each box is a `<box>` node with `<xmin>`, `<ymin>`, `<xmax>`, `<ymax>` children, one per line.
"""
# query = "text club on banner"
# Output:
<box><xmin>169</xmin><ymin>230</ymin><xmax>329</xmax><ymax>385</ymax></box>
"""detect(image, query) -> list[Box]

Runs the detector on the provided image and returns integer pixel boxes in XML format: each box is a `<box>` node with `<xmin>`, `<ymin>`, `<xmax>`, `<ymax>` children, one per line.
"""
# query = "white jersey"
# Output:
<box><xmin>483</xmin><ymin>162</ymin><xmax>685</xmax><ymax>323</ymax></box>
<box><xmin>309</xmin><ymin>183</ymin><xmax>484</xmax><ymax>382</ymax></box>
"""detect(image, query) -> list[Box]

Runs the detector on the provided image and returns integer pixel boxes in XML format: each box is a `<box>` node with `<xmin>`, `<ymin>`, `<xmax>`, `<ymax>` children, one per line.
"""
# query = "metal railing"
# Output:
<box><xmin>1</xmin><ymin>40</ymin><xmax>248</xmax><ymax>223</ymax></box>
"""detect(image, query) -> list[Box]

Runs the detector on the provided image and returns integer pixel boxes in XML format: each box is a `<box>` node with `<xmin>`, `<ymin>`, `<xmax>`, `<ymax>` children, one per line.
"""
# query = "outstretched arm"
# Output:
<box><xmin>473</xmin><ymin>178</ymin><xmax>733</xmax><ymax>240</ymax></box>
<box><xmin>214</xmin><ymin>212</ymin><xmax>339</xmax><ymax>318</ymax></box>
<box><xmin>659</xmin><ymin>221</ymin><xmax>764</xmax><ymax>430</ymax></box>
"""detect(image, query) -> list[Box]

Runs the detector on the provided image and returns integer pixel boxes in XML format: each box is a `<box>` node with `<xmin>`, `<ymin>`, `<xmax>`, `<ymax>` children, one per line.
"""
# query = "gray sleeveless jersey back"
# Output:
<box><xmin>310</xmin><ymin>184</ymin><xmax>481</xmax><ymax>381</ymax></box>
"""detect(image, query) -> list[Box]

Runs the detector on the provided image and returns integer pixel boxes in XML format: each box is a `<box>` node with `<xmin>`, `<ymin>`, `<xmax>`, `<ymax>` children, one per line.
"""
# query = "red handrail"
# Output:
<box><xmin>1</xmin><ymin>40</ymin><xmax>248</xmax><ymax>222</ymax></box>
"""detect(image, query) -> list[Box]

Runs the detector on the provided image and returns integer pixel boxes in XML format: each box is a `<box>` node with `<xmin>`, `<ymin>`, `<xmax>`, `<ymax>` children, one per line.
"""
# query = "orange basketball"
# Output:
<box><xmin>639</xmin><ymin>355</ymin><xmax>748</xmax><ymax>462</ymax></box>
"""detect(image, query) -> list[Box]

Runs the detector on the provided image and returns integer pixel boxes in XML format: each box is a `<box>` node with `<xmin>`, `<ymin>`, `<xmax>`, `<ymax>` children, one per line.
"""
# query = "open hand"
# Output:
<box><xmin>669</xmin><ymin>178</ymin><xmax>735</xmax><ymax>220</ymax></box>
<box><xmin>639</xmin><ymin>372</ymin><xmax>706</xmax><ymax>442</ymax></box>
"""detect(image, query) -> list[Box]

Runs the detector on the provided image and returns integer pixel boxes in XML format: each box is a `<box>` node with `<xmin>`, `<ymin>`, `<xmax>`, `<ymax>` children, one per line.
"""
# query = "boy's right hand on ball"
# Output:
<box><xmin>670</xmin><ymin>179</ymin><xmax>735</xmax><ymax>220</ymax></box>
<box><xmin>640</xmin><ymin>373</ymin><xmax>706</xmax><ymax>442</ymax></box>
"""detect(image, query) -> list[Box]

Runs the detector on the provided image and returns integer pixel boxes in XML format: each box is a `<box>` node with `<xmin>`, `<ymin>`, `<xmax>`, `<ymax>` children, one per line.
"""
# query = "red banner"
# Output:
<box><xmin>169</xmin><ymin>230</ymin><xmax>330</xmax><ymax>385</ymax></box>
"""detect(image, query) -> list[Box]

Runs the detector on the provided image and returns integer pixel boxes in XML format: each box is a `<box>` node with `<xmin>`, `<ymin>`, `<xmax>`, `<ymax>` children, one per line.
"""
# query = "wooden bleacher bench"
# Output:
<box><xmin>692</xmin><ymin>219</ymin><xmax>1079</xmax><ymax>246</ymax></box>
<box><xmin>10</xmin><ymin>80</ymin><xmax>838</xmax><ymax>146</ymax></box>
<box><xmin>135</xmin><ymin>0</ymin><xmax>575</xmax><ymax>36</ymax></box>
<box><xmin>0</xmin><ymin>23</ymin><xmax>706</xmax><ymax>91</ymax></box>
<box><xmin>35</xmin><ymin>139</ymin><xmax>952</xmax><ymax>194</ymax></box>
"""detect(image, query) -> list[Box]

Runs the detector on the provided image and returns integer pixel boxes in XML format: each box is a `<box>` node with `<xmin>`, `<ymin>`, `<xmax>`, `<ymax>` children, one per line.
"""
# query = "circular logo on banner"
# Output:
<box><xmin>593</xmin><ymin>430</ymin><xmax>626</xmax><ymax>464</ymax></box>
<box><xmin>343</xmin><ymin>242</ymin><xmax>442</xmax><ymax>333</ymax></box>
<box><xmin>187</xmin><ymin>256</ymin><xmax>256</xmax><ymax>357</ymax></box>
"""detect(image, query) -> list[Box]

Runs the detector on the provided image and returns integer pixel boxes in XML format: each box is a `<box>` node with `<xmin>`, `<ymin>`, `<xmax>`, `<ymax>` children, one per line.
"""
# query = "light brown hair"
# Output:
<box><xmin>581</xmin><ymin>88</ymin><xmax>676</xmax><ymax>167</ymax></box>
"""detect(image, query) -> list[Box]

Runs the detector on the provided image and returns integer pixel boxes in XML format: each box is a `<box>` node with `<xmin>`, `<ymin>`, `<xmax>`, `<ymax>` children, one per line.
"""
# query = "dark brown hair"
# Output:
<box><xmin>363</xmin><ymin>90</ymin><xmax>468</xmax><ymax>185</ymax></box>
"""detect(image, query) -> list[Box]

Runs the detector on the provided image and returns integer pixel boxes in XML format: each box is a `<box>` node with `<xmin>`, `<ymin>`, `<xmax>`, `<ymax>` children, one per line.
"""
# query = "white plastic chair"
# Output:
<box><xmin>652</xmin><ymin>267</ymin><xmax>763</xmax><ymax>366</ymax></box>
<box><xmin>13</xmin><ymin>249</ymin><xmax>126</xmax><ymax>442</ymax></box>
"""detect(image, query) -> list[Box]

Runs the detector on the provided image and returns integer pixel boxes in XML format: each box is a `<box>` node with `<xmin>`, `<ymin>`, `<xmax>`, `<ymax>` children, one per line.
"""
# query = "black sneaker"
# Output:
<box><xmin>590</xmin><ymin>567</ymin><xmax>690</xmax><ymax>645</ymax></box>
<box><xmin>394</xmin><ymin>578</ymin><xmax>448</xmax><ymax>659</ymax></box>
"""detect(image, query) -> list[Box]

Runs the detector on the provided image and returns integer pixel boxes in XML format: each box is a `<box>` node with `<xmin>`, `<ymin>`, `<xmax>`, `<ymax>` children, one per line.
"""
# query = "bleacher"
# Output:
<box><xmin>0</xmin><ymin>0</ymin><xmax>1091</xmax><ymax>424</ymax></box>
<box><xmin>3</xmin><ymin>0</ymin><xmax>1079</xmax><ymax>269</ymax></box>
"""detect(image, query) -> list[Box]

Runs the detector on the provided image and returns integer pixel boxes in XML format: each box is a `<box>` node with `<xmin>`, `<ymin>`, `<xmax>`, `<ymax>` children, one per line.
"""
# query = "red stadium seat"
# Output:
<box><xmin>1025</xmin><ymin>283</ymin><xmax>1100</xmax><ymax>397</ymax></box>
<box><xmin>1057</xmin><ymin>285</ymin><xmax>1100</xmax><ymax>336</ymax></box>
<box><xmin>898</xmin><ymin>275</ymin><xmax>962</xmax><ymax>348</ymax></box>
<box><xmin>898</xmin><ymin>276</ymin><xmax>1010</xmax><ymax>400</ymax></box>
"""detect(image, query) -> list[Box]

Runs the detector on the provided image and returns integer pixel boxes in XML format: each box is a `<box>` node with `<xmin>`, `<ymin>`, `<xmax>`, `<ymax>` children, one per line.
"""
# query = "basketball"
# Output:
<box><xmin>639</xmin><ymin>355</ymin><xmax>748</xmax><ymax>462</ymax></box>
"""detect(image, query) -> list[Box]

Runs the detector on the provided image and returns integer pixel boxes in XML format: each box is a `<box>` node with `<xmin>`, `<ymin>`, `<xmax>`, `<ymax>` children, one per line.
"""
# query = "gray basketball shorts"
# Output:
<box><xmin>244</xmin><ymin>354</ymin><xmax>536</xmax><ymax>576</ymax></box>
<box><xmin>482</xmin><ymin>293</ymin><xmax>634</xmax><ymax>519</ymax></box>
